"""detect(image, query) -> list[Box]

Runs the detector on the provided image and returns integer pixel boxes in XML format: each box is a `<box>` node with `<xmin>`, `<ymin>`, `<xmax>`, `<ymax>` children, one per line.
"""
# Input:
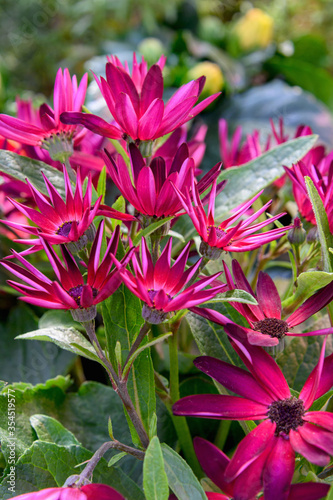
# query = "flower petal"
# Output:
<box><xmin>263</xmin><ymin>437</ymin><xmax>295</xmax><ymax>500</ymax></box>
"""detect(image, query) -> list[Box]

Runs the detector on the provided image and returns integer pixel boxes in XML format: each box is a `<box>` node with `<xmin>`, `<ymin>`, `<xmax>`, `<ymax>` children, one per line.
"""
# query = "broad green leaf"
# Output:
<box><xmin>0</xmin><ymin>378</ymin><xmax>132</xmax><ymax>467</ymax></box>
<box><xmin>161</xmin><ymin>443</ymin><xmax>206</xmax><ymax>500</ymax></box>
<box><xmin>38</xmin><ymin>309</ymin><xmax>79</xmax><ymax>330</ymax></box>
<box><xmin>30</xmin><ymin>414</ymin><xmax>80</xmax><ymax>446</ymax></box>
<box><xmin>143</xmin><ymin>436</ymin><xmax>169</xmax><ymax>500</ymax></box>
<box><xmin>16</xmin><ymin>326</ymin><xmax>100</xmax><ymax>363</ymax></box>
<box><xmin>0</xmin><ymin>151</ymin><xmax>66</xmax><ymax>197</ymax></box>
<box><xmin>0</xmin><ymin>441</ymin><xmax>144</xmax><ymax>500</ymax></box>
<box><xmin>305</xmin><ymin>177</ymin><xmax>333</xmax><ymax>273</ymax></box>
<box><xmin>203</xmin><ymin>289</ymin><xmax>258</xmax><ymax>305</ymax></box>
<box><xmin>102</xmin><ymin>285</ymin><xmax>156</xmax><ymax>444</ymax></box>
<box><xmin>282</xmin><ymin>271</ymin><xmax>333</xmax><ymax>313</ymax></box>
<box><xmin>132</xmin><ymin>216</ymin><xmax>174</xmax><ymax>246</ymax></box>
<box><xmin>0</xmin><ymin>304</ymin><xmax>74</xmax><ymax>385</ymax></box>
<box><xmin>327</xmin><ymin>484</ymin><xmax>333</xmax><ymax>500</ymax></box>
<box><xmin>173</xmin><ymin>135</ymin><xmax>318</xmax><ymax>252</ymax></box>
<box><xmin>186</xmin><ymin>304</ymin><xmax>248</xmax><ymax>367</ymax></box>
<box><xmin>309</xmin><ymin>390</ymin><xmax>333</xmax><ymax>412</ymax></box>
<box><xmin>278</xmin><ymin>334</ymin><xmax>333</xmax><ymax>391</ymax></box>
<box><xmin>97</xmin><ymin>166</ymin><xmax>107</xmax><ymax>203</ymax></box>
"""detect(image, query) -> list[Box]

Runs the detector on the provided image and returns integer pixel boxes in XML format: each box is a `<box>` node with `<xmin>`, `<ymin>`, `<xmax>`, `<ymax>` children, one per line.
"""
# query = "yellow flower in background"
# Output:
<box><xmin>234</xmin><ymin>8</ymin><xmax>274</xmax><ymax>51</ymax></box>
<box><xmin>186</xmin><ymin>61</ymin><xmax>224</xmax><ymax>100</ymax></box>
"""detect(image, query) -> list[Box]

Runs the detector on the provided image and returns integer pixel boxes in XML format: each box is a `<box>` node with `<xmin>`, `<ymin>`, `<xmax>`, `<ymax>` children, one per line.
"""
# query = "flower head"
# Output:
<box><xmin>102</xmin><ymin>143</ymin><xmax>221</xmax><ymax>221</ymax></box>
<box><xmin>115</xmin><ymin>238</ymin><xmax>226</xmax><ymax>323</ymax></box>
<box><xmin>173</xmin><ymin>329</ymin><xmax>333</xmax><ymax>500</ymax></box>
<box><xmin>2</xmin><ymin>167</ymin><xmax>101</xmax><ymax>253</ymax></box>
<box><xmin>61</xmin><ymin>53</ymin><xmax>220</xmax><ymax>144</ymax></box>
<box><xmin>10</xmin><ymin>483</ymin><xmax>124</xmax><ymax>499</ymax></box>
<box><xmin>2</xmin><ymin>222</ymin><xmax>131</xmax><ymax>321</ymax></box>
<box><xmin>193</xmin><ymin>437</ymin><xmax>330</xmax><ymax>500</ymax></box>
<box><xmin>0</xmin><ymin>69</ymin><xmax>88</xmax><ymax>161</ymax></box>
<box><xmin>192</xmin><ymin>259</ymin><xmax>333</xmax><ymax>346</ymax></box>
<box><xmin>173</xmin><ymin>173</ymin><xmax>290</xmax><ymax>259</ymax></box>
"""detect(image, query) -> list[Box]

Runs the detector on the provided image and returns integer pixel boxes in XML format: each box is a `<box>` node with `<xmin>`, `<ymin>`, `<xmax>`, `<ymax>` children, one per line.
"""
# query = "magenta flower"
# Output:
<box><xmin>194</xmin><ymin>437</ymin><xmax>330</xmax><ymax>500</ymax></box>
<box><xmin>173</xmin><ymin>330</ymin><xmax>333</xmax><ymax>500</ymax></box>
<box><xmin>0</xmin><ymin>69</ymin><xmax>88</xmax><ymax>152</ymax></box>
<box><xmin>1</xmin><ymin>222</ymin><xmax>131</xmax><ymax>321</ymax></box>
<box><xmin>192</xmin><ymin>259</ymin><xmax>333</xmax><ymax>346</ymax></box>
<box><xmin>2</xmin><ymin>167</ymin><xmax>100</xmax><ymax>252</ymax></box>
<box><xmin>10</xmin><ymin>483</ymin><xmax>124</xmax><ymax>499</ymax></box>
<box><xmin>115</xmin><ymin>238</ymin><xmax>227</xmax><ymax>324</ymax></box>
<box><xmin>285</xmin><ymin>160</ymin><xmax>333</xmax><ymax>233</ymax></box>
<box><xmin>173</xmin><ymin>173</ymin><xmax>290</xmax><ymax>259</ymax></box>
<box><xmin>61</xmin><ymin>53</ymin><xmax>220</xmax><ymax>143</ymax></box>
<box><xmin>2</xmin><ymin>166</ymin><xmax>134</xmax><ymax>253</ymax></box>
<box><xmin>102</xmin><ymin>143</ymin><xmax>222</xmax><ymax>221</ymax></box>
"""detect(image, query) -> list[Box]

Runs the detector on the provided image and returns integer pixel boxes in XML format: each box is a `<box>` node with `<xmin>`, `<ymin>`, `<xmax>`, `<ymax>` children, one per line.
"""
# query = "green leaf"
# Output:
<box><xmin>102</xmin><ymin>285</ymin><xmax>156</xmax><ymax>444</ymax></box>
<box><xmin>309</xmin><ymin>390</ymin><xmax>333</xmax><ymax>412</ymax></box>
<box><xmin>282</xmin><ymin>271</ymin><xmax>333</xmax><ymax>312</ymax></box>
<box><xmin>186</xmin><ymin>304</ymin><xmax>248</xmax><ymax>367</ymax></box>
<box><xmin>110</xmin><ymin>195</ymin><xmax>126</xmax><ymax>230</ymax></box>
<box><xmin>16</xmin><ymin>326</ymin><xmax>101</xmax><ymax>363</ymax></box>
<box><xmin>97</xmin><ymin>166</ymin><xmax>107</xmax><ymax>203</ymax></box>
<box><xmin>0</xmin><ymin>151</ymin><xmax>66</xmax><ymax>197</ymax></box>
<box><xmin>29</xmin><ymin>414</ymin><xmax>80</xmax><ymax>446</ymax></box>
<box><xmin>38</xmin><ymin>309</ymin><xmax>79</xmax><ymax>330</ymax></box>
<box><xmin>172</xmin><ymin>135</ymin><xmax>318</xmax><ymax>252</ymax></box>
<box><xmin>0</xmin><ymin>441</ymin><xmax>145</xmax><ymax>500</ymax></box>
<box><xmin>266</xmin><ymin>56</ymin><xmax>333</xmax><ymax>109</ymax></box>
<box><xmin>143</xmin><ymin>436</ymin><xmax>169</xmax><ymax>500</ymax></box>
<box><xmin>108</xmin><ymin>451</ymin><xmax>127</xmax><ymax>467</ymax></box>
<box><xmin>305</xmin><ymin>177</ymin><xmax>333</xmax><ymax>273</ymax></box>
<box><xmin>0</xmin><ymin>304</ymin><xmax>74</xmax><ymax>385</ymax></box>
<box><xmin>161</xmin><ymin>443</ymin><xmax>206</xmax><ymax>500</ymax></box>
<box><xmin>327</xmin><ymin>484</ymin><xmax>333</xmax><ymax>500</ymax></box>
<box><xmin>203</xmin><ymin>289</ymin><xmax>258</xmax><ymax>305</ymax></box>
<box><xmin>132</xmin><ymin>216</ymin><xmax>174</xmax><ymax>246</ymax></box>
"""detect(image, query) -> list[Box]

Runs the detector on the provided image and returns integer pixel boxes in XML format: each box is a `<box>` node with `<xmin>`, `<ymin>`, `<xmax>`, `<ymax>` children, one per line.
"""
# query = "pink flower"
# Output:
<box><xmin>1</xmin><ymin>166</ymin><xmax>133</xmax><ymax>253</ymax></box>
<box><xmin>0</xmin><ymin>69</ymin><xmax>88</xmax><ymax>149</ymax></box>
<box><xmin>172</xmin><ymin>172</ymin><xmax>290</xmax><ymax>259</ymax></box>
<box><xmin>173</xmin><ymin>329</ymin><xmax>333</xmax><ymax>500</ymax></box>
<box><xmin>192</xmin><ymin>259</ymin><xmax>333</xmax><ymax>346</ymax></box>
<box><xmin>115</xmin><ymin>238</ymin><xmax>227</xmax><ymax>324</ymax></box>
<box><xmin>285</xmin><ymin>160</ymin><xmax>333</xmax><ymax>232</ymax></box>
<box><xmin>61</xmin><ymin>53</ymin><xmax>220</xmax><ymax>143</ymax></box>
<box><xmin>10</xmin><ymin>483</ymin><xmax>124</xmax><ymax>499</ymax></box>
<box><xmin>102</xmin><ymin>143</ymin><xmax>222</xmax><ymax>221</ymax></box>
<box><xmin>194</xmin><ymin>437</ymin><xmax>329</xmax><ymax>500</ymax></box>
<box><xmin>1</xmin><ymin>222</ymin><xmax>132</xmax><ymax>321</ymax></box>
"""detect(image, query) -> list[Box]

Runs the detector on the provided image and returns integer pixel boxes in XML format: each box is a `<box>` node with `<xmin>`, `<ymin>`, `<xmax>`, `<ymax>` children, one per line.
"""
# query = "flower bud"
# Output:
<box><xmin>288</xmin><ymin>217</ymin><xmax>306</xmax><ymax>246</ymax></box>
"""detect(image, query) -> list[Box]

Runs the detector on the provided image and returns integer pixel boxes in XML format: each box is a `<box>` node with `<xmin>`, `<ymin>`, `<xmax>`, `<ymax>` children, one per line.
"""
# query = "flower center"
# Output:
<box><xmin>57</xmin><ymin>221</ymin><xmax>75</xmax><ymax>237</ymax></box>
<box><xmin>267</xmin><ymin>396</ymin><xmax>305</xmax><ymax>435</ymax></box>
<box><xmin>207</xmin><ymin>225</ymin><xmax>225</xmax><ymax>239</ymax></box>
<box><xmin>252</xmin><ymin>317</ymin><xmax>289</xmax><ymax>339</ymax></box>
<box><xmin>68</xmin><ymin>285</ymin><xmax>83</xmax><ymax>305</ymax></box>
<box><xmin>68</xmin><ymin>285</ymin><xmax>97</xmax><ymax>306</ymax></box>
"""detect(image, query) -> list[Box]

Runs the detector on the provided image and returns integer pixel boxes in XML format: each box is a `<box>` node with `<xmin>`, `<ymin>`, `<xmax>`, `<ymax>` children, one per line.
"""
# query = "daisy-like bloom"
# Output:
<box><xmin>173</xmin><ymin>328</ymin><xmax>333</xmax><ymax>500</ymax></box>
<box><xmin>172</xmin><ymin>172</ymin><xmax>290</xmax><ymax>260</ymax></box>
<box><xmin>285</xmin><ymin>160</ymin><xmax>333</xmax><ymax>233</ymax></box>
<box><xmin>192</xmin><ymin>259</ymin><xmax>333</xmax><ymax>346</ymax></box>
<box><xmin>115</xmin><ymin>237</ymin><xmax>227</xmax><ymax>324</ymax></box>
<box><xmin>1</xmin><ymin>222</ymin><xmax>131</xmax><ymax>322</ymax></box>
<box><xmin>60</xmin><ymin>53</ymin><xmax>220</xmax><ymax>147</ymax></box>
<box><xmin>101</xmin><ymin>143</ymin><xmax>223</xmax><ymax>223</ymax></box>
<box><xmin>2</xmin><ymin>167</ymin><xmax>100</xmax><ymax>253</ymax></box>
<box><xmin>193</xmin><ymin>437</ymin><xmax>330</xmax><ymax>500</ymax></box>
<box><xmin>0</xmin><ymin>69</ymin><xmax>88</xmax><ymax>162</ymax></box>
<box><xmin>10</xmin><ymin>483</ymin><xmax>124</xmax><ymax>499</ymax></box>
<box><xmin>1</xmin><ymin>166</ymin><xmax>134</xmax><ymax>253</ymax></box>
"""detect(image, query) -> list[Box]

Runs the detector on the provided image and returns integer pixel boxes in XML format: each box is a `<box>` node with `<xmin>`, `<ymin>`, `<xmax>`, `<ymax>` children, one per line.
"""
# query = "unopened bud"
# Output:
<box><xmin>288</xmin><ymin>218</ymin><xmax>306</xmax><ymax>246</ymax></box>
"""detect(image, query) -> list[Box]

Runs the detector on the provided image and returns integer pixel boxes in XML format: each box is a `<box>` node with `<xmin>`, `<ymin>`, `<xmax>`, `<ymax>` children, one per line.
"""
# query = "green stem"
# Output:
<box><xmin>214</xmin><ymin>420</ymin><xmax>231</xmax><ymax>450</ymax></box>
<box><xmin>64</xmin><ymin>157</ymin><xmax>77</xmax><ymax>183</ymax></box>
<box><xmin>186</xmin><ymin>257</ymin><xmax>209</xmax><ymax>288</ymax></box>
<box><xmin>168</xmin><ymin>323</ymin><xmax>202</xmax><ymax>478</ymax></box>
<box><xmin>123</xmin><ymin>322</ymin><xmax>151</xmax><ymax>374</ymax></box>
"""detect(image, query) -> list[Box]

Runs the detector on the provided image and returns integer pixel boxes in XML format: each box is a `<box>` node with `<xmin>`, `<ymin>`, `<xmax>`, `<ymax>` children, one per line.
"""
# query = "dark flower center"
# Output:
<box><xmin>252</xmin><ymin>317</ymin><xmax>289</xmax><ymax>339</ymax></box>
<box><xmin>57</xmin><ymin>221</ymin><xmax>75</xmax><ymax>237</ymax></box>
<box><xmin>207</xmin><ymin>225</ymin><xmax>225</xmax><ymax>239</ymax></box>
<box><xmin>68</xmin><ymin>285</ymin><xmax>98</xmax><ymax>306</ymax></box>
<box><xmin>267</xmin><ymin>396</ymin><xmax>305</xmax><ymax>435</ymax></box>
